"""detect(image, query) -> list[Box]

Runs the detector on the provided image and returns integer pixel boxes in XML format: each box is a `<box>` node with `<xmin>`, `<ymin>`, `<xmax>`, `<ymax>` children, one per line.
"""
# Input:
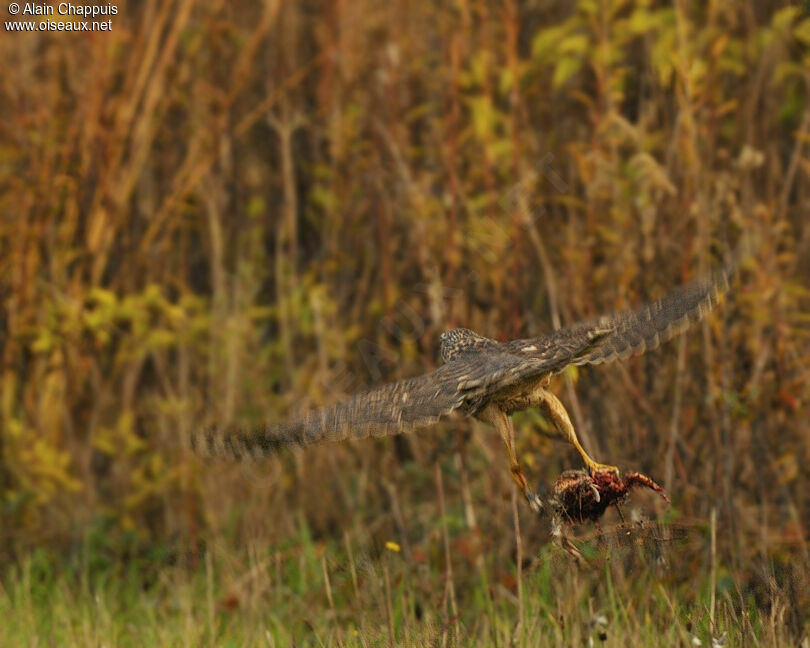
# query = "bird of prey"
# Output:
<box><xmin>194</xmin><ymin>266</ymin><xmax>732</xmax><ymax>512</ymax></box>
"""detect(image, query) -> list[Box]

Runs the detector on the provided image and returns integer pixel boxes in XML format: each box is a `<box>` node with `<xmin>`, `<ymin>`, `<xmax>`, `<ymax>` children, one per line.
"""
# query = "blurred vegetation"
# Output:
<box><xmin>1</xmin><ymin>0</ymin><xmax>809</xmax><ymax>644</ymax></box>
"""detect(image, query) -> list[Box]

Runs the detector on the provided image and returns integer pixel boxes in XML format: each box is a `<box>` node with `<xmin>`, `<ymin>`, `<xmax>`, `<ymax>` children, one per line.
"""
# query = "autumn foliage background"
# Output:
<box><xmin>1</xmin><ymin>0</ymin><xmax>809</xmax><ymax>644</ymax></box>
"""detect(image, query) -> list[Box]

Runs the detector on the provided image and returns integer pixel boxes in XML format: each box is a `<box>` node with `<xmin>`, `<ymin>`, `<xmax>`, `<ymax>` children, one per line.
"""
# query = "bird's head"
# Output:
<box><xmin>439</xmin><ymin>328</ymin><xmax>490</xmax><ymax>362</ymax></box>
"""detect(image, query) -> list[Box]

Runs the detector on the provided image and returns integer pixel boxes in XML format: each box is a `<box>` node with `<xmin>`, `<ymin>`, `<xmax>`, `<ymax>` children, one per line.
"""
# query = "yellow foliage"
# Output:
<box><xmin>0</xmin><ymin>2</ymin><xmax>805</xmax><ymax>580</ymax></box>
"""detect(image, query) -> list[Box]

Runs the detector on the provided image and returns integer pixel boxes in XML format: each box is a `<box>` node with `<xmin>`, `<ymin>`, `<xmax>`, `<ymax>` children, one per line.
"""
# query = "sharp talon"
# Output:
<box><xmin>587</xmin><ymin>462</ymin><xmax>620</xmax><ymax>476</ymax></box>
<box><xmin>525</xmin><ymin>491</ymin><xmax>543</xmax><ymax>513</ymax></box>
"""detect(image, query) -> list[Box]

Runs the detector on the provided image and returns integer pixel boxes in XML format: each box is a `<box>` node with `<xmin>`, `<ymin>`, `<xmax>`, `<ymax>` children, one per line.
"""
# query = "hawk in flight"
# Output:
<box><xmin>195</xmin><ymin>266</ymin><xmax>732</xmax><ymax>511</ymax></box>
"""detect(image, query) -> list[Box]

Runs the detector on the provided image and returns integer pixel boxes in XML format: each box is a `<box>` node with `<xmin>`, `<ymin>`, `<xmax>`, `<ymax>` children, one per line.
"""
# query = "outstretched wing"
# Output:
<box><xmin>193</xmin><ymin>350</ymin><xmax>551</xmax><ymax>460</ymax></box>
<box><xmin>507</xmin><ymin>266</ymin><xmax>732</xmax><ymax>368</ymax></box>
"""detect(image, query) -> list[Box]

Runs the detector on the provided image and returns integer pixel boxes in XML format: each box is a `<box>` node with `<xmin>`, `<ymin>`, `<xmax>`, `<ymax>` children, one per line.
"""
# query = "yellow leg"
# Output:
<box><xmin>537</xmin><ymin>389</ymin><xmax>619</xmax><ymax>475</ymax></box>
<box><xmin>480</xmin><ymin>405</ymin><xmax>542</xmax><ymax>512</ymax></box>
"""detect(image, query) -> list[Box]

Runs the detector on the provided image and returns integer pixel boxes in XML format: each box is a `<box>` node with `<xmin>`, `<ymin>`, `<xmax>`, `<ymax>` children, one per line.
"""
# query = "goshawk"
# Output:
<box><xmin>194</xmin><ymin>267</ymin><xmax>732</xmax><ymax>511</ymax></box>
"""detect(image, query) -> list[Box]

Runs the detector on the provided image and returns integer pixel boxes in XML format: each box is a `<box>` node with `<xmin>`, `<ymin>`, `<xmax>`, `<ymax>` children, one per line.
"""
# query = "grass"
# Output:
<box><xmin>1</xmin><ymin>512</ymin><xmax>800</xmax><ymax>647</ymax></box>
<box><xmin>1</xmin><ymin>2</ymin><xmax>807</xmax><ymax>646</ymax></box>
